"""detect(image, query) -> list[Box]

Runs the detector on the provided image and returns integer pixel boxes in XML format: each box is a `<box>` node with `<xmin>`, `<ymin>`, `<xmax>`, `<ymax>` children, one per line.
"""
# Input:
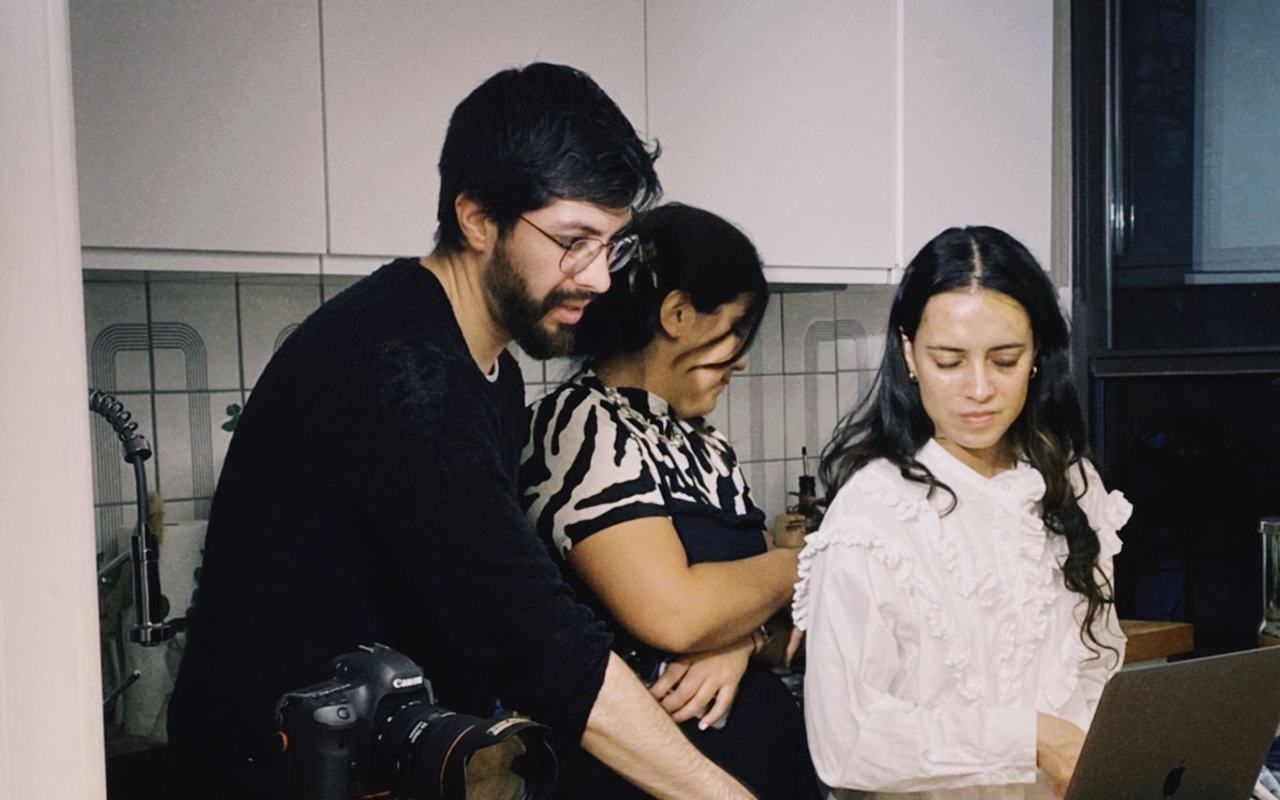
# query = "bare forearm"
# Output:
<box><xmin>581</xmin><ymin>653</ymin><xmax>757</xmax><ymax>800</ymax></box>
<box><xmin>569</xmin><ymin>519</ymin><xmax>800</xmax><ymax>654</ymax></box>
<box><xmin>672</xmin><ymin>548</ymin><xmax>798</xmax><ymax>651</ymax></box>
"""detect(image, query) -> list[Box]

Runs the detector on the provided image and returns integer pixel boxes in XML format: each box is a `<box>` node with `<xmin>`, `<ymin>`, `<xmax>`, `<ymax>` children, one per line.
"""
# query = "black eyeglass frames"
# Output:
<box><xmin>518</xmin><ymin>215</ymin><xmax>640</xmax><ymax>276</ymax></box>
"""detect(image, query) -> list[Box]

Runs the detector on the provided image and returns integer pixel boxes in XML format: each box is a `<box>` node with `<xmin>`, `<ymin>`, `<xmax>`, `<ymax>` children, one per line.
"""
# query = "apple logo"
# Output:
<box><xmin>1162</xmin><ymin>760</ymin><xmax>1186</xmax><ymax>797</ymax></box>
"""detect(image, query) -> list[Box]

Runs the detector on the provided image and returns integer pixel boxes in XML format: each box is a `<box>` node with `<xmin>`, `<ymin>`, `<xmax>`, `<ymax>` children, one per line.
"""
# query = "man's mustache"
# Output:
<box><xmin>540</xmin><ymin>289</ymin><xmax>599</xmax><ymax>315</ymax></box>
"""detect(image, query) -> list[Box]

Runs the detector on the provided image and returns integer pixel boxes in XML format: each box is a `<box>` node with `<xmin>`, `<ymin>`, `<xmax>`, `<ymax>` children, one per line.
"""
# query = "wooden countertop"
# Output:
<box><xmin>1119</xmin><ymin>619</ymin><xmax>1194</xmax><ymax>664</ymax></box>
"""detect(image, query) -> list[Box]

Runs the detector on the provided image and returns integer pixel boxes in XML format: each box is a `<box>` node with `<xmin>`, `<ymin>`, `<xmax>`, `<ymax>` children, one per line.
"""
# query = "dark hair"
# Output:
<box><xmin>820</xmin><ymin>225</ymin><xmax>1115</xmax><ymax>658</ymax></box>
<box><xmin>572</xmin><ymin>203</ymin><xmax>769</xmax><ymax>364</ymax></box>
<box><xmin>434</xmin><ymin>62</ymin><xmax>661</xmax><ymax>253</ymax></box>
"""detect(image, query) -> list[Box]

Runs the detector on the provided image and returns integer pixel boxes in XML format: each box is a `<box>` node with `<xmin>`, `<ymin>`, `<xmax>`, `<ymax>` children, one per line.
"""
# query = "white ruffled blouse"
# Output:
<box><xmin>793</xmin><ymin>440</ymin><xmax>1132</xmax><ymax>800</ymax></box>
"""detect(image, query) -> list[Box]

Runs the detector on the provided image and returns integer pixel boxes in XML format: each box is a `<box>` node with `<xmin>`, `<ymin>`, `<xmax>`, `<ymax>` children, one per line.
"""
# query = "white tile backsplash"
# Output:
<box><xmin>835</xmin><ymin>285</ymin><xmax>895</xmax><ymax>371</ymax></box>
<box><xmin>82</xmin><ymin>270</ymin><xmax>893</xmax><ymax>548</ymax></box>
<box><xmin>784</xmin><ymin>373</ymin><xmax>838</xmax><ymax>463</ymax></box>
<box><xmin>727</xmin><ymin>374</ymin><xmax>786</xmax><ymax>462</ymax></box>
<box><xmin>84</xmin><ymin>281</ymin><xmax>152</xmax><ymax>392</ymax></box>
<box><xmin>238</xmin><ymin>278</ymin><xmax>321</xmax><ymax>388</ymax></box>
<box><xmin>149</xmin><ymin>278</ymin><xmax>240</xmax><ymax>391</ymax></box>
<box><xmin>162</xmin><ymin>500</ymin><xmax>198</xmax><ymax>523</ymax></box>
<box><xmin>95</xmin><ymin>503</ymin><xmax>138</xmax><ymax>560</ymax></box>
<box><xmin>782</xmin><ymin>292</ymin><xmax>838</xmax><ymax>373</ymax></box>
<box><xmin>742</xmin><ymin>298</ymin><xmax>783</xmax><ymax>375</ymax></box>
<box><xmin>702</xmin><ymin>387</ymin><xmax>729</xmax><ymax>435</ymax></box>
<box><xmin>763</xmin><ymin>461</ymin><xmax>787</xmax><ymax>527</ymax></box>
<box><xmin>741</xmin><ymin>462</ymin><xmax>765</xmax><ymax>515</ymax></box>
<box><xmin>838</xmin><ymin>370</ymin><xmax>876</xmax><ymax>418</ymax></box>
<box><xmin>741</xmin><ymin>460</ymin><xmax>789</xmax><ymax>525</ymax></box>
<box><xmin>153</xmin><ymin>391</ymin><xmax>238</xmax><ymax>506</ymax></box>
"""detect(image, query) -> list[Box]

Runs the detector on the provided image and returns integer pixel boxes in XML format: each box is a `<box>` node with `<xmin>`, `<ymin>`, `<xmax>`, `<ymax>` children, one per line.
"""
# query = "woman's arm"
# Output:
<box><xmin>802</xmin><ymin>530</ymin><xmax>1038</xmax><ymax>792</ymax></box>
<box><xmin>567</xmin><ymin>516</ymin><xmax>798</xmax><ymax>653</ymax></box>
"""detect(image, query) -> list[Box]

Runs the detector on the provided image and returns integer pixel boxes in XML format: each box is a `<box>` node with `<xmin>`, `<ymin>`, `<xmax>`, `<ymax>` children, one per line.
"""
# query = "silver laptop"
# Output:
<box><xmin>1066</xmin><ymin>646</ymin><xmax>1280</xmax><ymax>800</ymax></box>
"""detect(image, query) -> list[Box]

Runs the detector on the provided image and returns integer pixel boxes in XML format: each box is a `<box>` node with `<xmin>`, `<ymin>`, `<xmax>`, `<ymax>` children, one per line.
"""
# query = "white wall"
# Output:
<box><xmin>0</xmin><ymin>0</ymin><xmax>106</xmax><ymax>798</ymax></box>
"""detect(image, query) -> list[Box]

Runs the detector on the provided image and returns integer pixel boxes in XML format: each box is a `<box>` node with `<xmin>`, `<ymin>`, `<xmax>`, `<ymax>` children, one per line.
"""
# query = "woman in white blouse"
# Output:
<box><xmin>794</xmin><ymin>226</ymin><xmax>1132</xmax><ymax>799</ymax></box>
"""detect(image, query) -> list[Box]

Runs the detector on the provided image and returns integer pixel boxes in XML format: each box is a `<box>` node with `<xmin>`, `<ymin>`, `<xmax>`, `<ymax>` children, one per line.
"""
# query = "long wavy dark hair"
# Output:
<box><xmin>820</xmin><ymin>226</ymin><xmax>1115</xmax><ymax>658</ymax></box>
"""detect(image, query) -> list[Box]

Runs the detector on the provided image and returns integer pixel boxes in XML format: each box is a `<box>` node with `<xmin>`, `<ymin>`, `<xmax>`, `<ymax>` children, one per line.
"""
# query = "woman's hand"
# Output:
<box><xmin>648</xmin><ymin>637</ymin><xmax>753</xmax><ymax>729</ymax></box>
<box><xmin>784</xmin><ymin>626</ymin><xmax>805</xmax><ymax>666</ymax></box>
<box><xmin>1036</xmin><ymin>712</ymin><xmax>1086</xmax><ymax>797</ymax></box>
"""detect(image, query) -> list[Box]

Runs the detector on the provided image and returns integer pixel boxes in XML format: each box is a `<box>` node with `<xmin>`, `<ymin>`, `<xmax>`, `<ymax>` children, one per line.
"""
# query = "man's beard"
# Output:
<box><xmin>482</xmin><ymin>238</ymin><xmax>595</xmax><ymax>360</ymax></box>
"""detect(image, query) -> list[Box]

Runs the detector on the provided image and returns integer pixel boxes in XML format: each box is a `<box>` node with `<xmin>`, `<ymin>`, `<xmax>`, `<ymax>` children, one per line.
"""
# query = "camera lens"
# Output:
<box><xmin>368</xmin><ymin>699</ymin><xmax>556</xmax><ymax>800</ymax></box>
<box><xmin>459</xmin><ymin>736</ymin><xmax>527</xmax><ymax>800</ymax></box>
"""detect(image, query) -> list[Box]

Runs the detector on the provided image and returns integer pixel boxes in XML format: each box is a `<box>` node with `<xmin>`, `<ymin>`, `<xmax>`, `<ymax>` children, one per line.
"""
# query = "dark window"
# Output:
<box><xmin>1100</xmin><ymin>374</ymin><xmax>1279</xmax><ymax>653</ymax></box>
<box><xmin>1074</xmin><ymin>0</ymin><xmax>1280</xmax><ymax>655</ymax></box>
<box><xmin>1111</xmin><ymin>0</ymin><xmax>1280</xmax><ymax>351</ymax></box>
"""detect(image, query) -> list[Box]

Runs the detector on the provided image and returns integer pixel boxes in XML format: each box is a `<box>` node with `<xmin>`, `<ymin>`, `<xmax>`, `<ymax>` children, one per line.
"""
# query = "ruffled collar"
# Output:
<box><xmin>917</xmin><ymin>438</ymin><xmax>1047</xmax><ymax>505</ymax></box>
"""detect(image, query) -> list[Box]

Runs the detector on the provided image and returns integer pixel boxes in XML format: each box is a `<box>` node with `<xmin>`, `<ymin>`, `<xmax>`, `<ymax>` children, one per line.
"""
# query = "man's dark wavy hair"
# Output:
<box><xmin>434</xmin><ymin>62</ymin><xmax>661</xmax><ymax>251</ymax></box>
<box><xmin>820</xmin><ymin>225</ymin><xmax>1116</xmax><ymax>659</ymax></box>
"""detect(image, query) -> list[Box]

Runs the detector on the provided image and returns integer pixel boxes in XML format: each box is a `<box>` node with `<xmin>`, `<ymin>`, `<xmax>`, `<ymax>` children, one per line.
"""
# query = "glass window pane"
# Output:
<box><xmin>1113</xmin><ymin>0</ymin><xmax>1280</xmax><ymax>350</ymax></box>
<box><xmin>1102</xmin><ymin>372</ymin><xmax>1280</xmax><ymax>654</ymax></box>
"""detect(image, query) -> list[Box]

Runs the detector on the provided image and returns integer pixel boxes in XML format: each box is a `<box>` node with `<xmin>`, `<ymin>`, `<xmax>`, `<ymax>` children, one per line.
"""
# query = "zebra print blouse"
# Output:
<box><xmin>520</xmin><ymin>369</ymin><xmax>762</xmax><ymax>558</ymax></box>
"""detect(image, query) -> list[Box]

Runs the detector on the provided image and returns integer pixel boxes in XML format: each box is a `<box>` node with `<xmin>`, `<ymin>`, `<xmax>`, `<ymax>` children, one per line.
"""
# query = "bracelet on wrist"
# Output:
<box><xmin>752</xmin><ymin>623</ymin><xmax>774</xmax><ymax>655</ymax></box>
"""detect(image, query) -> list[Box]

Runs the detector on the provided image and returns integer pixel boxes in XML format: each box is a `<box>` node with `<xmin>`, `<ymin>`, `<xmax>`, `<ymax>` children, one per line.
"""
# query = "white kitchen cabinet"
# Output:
<box><xmin>900</xmin><ymin>0</ymin><xmax>1053</xmax><ymax>266</ymax></box>
<box><xmin>69</xmin><ymin>0</ymin><xmax>327</xmax><ymax>255</ymax></box>
<box><xmin>66</xmin><ymin>0</ymin><xmax>1055</xmax><ymax>281</ymax></box>
<box><xmin>646</xmin><ymin>0</ymin><xmax>897</xmax><ymax>278</ymax></box>
<box><xmin>321</xmin><ymin>0</ymin><xmax>646</xmax><ymax>258</ymax></box>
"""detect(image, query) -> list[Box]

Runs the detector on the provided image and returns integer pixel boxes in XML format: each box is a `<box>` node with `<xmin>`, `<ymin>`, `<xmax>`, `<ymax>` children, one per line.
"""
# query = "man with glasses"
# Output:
<box><xmin>166</xmin><ymin>63</ymin><xmax>757</xmax><ymax>800</ymax></box>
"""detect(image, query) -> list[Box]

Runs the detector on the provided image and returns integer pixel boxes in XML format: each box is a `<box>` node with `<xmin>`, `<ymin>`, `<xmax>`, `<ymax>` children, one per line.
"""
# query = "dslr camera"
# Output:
<box><xmin>275</xmin><ymin>644</ymin><xmax>557</xmax><ymax>800</ymax></box>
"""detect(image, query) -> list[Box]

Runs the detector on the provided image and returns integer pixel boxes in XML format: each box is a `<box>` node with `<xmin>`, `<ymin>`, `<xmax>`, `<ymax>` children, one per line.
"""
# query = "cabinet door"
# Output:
<box><xmin>322</xmin><ymin>0</ymin><xmax>646</xmax><ymax>258</ymax></box>
<box><xmin>69</xmin><ymin>0</ymin><xmax>326</xmax><ymax>254</ymax></box>
<box><xmin>900</xmin><ymin>0</ymin><xmax>1053</xmax><ymax>264</ymax></box>
<box><xmin>647</xmin><ymin>0</ymin><xmax>896</xmax><ymax>272</ymax></box>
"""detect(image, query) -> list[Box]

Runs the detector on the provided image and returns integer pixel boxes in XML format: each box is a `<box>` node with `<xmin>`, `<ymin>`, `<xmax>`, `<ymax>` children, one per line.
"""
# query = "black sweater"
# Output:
<box><xmin>166</xmin><ymin>259</ymin><xmax>612</xmax><ymax>798</ymax></box>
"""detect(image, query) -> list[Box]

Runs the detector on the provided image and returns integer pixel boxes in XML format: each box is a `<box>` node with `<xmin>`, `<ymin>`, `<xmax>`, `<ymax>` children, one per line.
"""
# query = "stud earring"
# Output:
<box><xmin>1031</xmin><ymin>365</ymin><xmax>1039</xmax><ymax>378</ymax></box>
<box><xmin>908</xmin><ymin>371</ymin><xmax>918</xmax><ymax>383</ymax></box>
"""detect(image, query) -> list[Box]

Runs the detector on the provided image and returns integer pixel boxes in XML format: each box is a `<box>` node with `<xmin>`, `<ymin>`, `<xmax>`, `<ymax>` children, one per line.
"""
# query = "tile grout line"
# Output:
<box><xmin>143</xmin><ymin>275</ymin><xmax>163</xmax><ymax>503</ymax></box>
<box><xmin>234</xmin><ymin>276</ymin><xmax>247</xmax><ymax>405</ymax></box>
<box><xmin>317</xmin><ymin>0</ymin><xmax>333</xmax><ymax>256</ymax></box>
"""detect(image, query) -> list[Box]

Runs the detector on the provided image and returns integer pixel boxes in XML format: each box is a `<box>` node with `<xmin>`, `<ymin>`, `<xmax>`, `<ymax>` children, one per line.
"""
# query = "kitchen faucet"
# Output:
<box><xmin>89</xmin><ymin>390</ymin><xmax>175</xmax><ymax>707</ymax></box>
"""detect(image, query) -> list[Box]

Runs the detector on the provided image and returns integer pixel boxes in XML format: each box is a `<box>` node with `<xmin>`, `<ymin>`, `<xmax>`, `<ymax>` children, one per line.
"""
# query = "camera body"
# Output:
<box><xmin>276</xmin><ymin>643</ymin><xmax>557</xmax><ymax>800</ymax></box>
<box><xmin>276</xmin><ymin>644</ymin><xmax>437</xmax><ymax>800</ymax></box>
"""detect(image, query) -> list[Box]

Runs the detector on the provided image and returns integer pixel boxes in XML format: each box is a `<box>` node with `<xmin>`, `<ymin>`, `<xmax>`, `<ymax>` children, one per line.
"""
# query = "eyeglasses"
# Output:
<box><xmin>518</xmin><ymin>216</ymin><xmax>640</xmax><ymax>276</ymax></box>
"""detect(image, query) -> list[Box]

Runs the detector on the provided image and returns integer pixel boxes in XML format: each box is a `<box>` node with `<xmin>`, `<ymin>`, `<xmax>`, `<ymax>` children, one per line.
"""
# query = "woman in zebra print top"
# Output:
<box><xmin>520</xmin><ymin>204</ymin><xmax>818</xmax><ymax>799</ymax></box>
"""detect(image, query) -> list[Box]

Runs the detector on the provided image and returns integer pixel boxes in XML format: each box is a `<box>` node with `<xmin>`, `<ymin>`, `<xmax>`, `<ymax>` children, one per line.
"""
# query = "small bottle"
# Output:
<box><xmin>774</xmin><ymin>448</ymin><xmax>825</xmax><ymax>548</ymax></box>
<box><xmin>790</xmin><ymin>447</ymin><xmax>825</xmax><ymax>533</ymax></box>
